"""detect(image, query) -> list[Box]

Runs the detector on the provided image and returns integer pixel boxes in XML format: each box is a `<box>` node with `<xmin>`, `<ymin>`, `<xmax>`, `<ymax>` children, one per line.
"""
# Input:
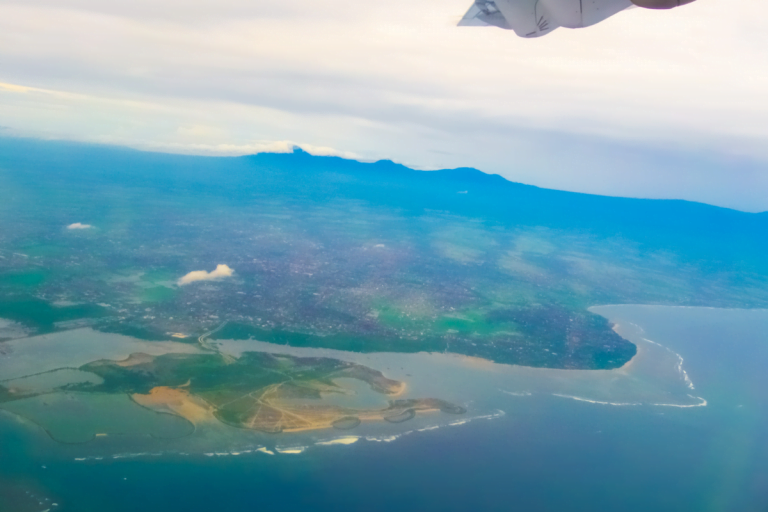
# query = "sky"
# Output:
<box><xmin>1</xmin><ymin>0</ymin><xmax>767</xmax><ymax>212</ymax></box>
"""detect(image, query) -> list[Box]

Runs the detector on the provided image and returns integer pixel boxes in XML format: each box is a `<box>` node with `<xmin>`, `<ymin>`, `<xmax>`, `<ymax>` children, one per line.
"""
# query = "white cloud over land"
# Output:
<box><xmin>67</xmin><ymin>222</ymin><xmax>92</xmax><ymax>229</ymax></box>
<box><xmin>178</xmin><ymin>264</ymin><xmax>234</xmax><ymax>286</ymax></box>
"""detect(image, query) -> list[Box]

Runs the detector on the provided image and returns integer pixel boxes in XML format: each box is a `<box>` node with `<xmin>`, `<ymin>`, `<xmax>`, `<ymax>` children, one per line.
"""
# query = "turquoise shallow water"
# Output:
<box><xmin>2</xmin><ymin>305</ymin><xmax>768</xmax><ymax>512</ymax></box>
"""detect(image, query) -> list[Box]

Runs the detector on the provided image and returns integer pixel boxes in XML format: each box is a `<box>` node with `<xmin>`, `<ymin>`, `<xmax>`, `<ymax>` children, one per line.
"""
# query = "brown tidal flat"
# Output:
<box><xmin>133</xmin><ymin>387</ymin><xmax>217</xmax><ymax>425</ymax></box>
<box><xmin>134</xmin><ymin>381</ymin><xmax>461</xmax><ymax>435</ymax></box>
<box><xmin>116</xmin><ymin>352</ymin><xmax>155</xmax><ymax>367</ymax></box>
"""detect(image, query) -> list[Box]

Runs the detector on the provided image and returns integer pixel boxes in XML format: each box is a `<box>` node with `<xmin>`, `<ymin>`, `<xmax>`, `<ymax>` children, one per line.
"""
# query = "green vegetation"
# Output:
<box><xmin>97</xmin><ymin>322</ymin><xmax>179</xmax><ymax>341</ymax></box>
<box><xmin>83</xmin><ymin>352</ymin><xmax>284</xmax><ymax>396</ymax></box>
<box><xmin>211</xmin><ymin>323</ymin><xmax>448</xmax><ymax>355</ymax></box>
<box><xmin>0</xmin><ymin>298</ymin><xmax>109</xmax><ymax>335</ymax></box>
<box><xmin>139</xmin><ymin>286</ymin><xmax>176</xmax><ymax>303</ymax></box>
<box><xmin>1</xmin><ymin>140</ymin><xmax>767</xmax><ymax>370</ymax></box>
<box><xmin>61</xmin><ymin>351</ymin><xmax>448</xmax><ymax>433</ymax></box>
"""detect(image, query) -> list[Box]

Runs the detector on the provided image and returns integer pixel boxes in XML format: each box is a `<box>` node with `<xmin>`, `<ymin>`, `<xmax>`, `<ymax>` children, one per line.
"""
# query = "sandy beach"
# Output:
<box><xmin>132</xmin><ymin>387</ymin><xmax>217</xmax><ymax>425</ymax></box>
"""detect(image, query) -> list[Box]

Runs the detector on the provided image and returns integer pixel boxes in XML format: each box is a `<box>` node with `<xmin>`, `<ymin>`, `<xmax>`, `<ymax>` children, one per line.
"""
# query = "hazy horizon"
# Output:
<box><xmin>2</xmin><ymin>135</ymin><xmax>766</xmax><ymax>214</ymax></box>
<box><xmin>2</xmin><ymin>0</ymin><xmax>768</xmax><ymax>211</ymax></box>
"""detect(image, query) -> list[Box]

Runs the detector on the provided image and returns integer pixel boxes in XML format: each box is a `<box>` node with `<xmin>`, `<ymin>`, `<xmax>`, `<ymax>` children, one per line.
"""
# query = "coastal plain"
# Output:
<box><xmin>2</xmin><ymin>140</ymin><xmax>768</xmax><ymax>511</ymax></box>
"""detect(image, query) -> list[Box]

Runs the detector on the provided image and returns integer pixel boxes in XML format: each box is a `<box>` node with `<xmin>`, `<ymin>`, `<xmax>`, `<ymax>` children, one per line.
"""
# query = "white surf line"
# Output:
<box><xmin>112</xmin><ymin>452</ymin><xmax>151</xmax><ymax>460</ymax></box>
<box><xmin>640</xmin><ymin>337</ymin><xmax>696</xmax><ymax>391</ymax></box>
<box><xmin>499</xmin><ymin>390</ymin><xmax>532</xmax><ymax>397</ymax></box>
<box><xmin>551</xmin><ymin>393</ymin><xmax>708</xmax><ymax>408</ymax></box>
<box><xmin>315</xmin><ymin>436</ymin><xmax>360</xmax><ymax>446</ymax></box>
<box><xmin>364</xmin><ymin>435</ymin><xmax>401</xmax><ymax>443</ymax></box>
<box><xmin>548</xmin><ymin>330</ymin><xmax>707</xmax><ymax>408</ymax></box>
<box><xmin>78</xmin><ymin>446</ymin><xmax>280</xmax><ymax>462</ymax></box>
<box><xmin>655</xmin><ymin>395</ymin><xmax>708</xmax><ymax>408</ymax></box>
<box><xmin>624</xmin><ymin>322</ymin><xmax>695</xmax><ymax>390</ymax></box>
<box><xmin>385</xmin><ymin>410</ymin><xmax>506</xmax><ymax>436</ymax></box>
<box><xmin>473</xmin><ymin>410</ymin><xmax>506</xmax><ymax>420</ymax></box>
<box><xmin>552</xmin><ymin>394</ymin><xmax>642</xmax><ymax>406</ymax></box>
<box><xmin>310</xmin><ymin>410</ymin><xmax>507</xmax><ymax>448</ymax></box>
<box><xmin>72</xmin><ymin>412</ymin><xmax>509</xmax><ymax>463</ymax></box>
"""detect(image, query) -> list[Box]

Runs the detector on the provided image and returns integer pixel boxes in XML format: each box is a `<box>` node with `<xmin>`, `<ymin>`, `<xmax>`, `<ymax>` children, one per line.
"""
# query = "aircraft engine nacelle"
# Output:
<box><xmin>630</xmin><ymin>0</ymin><xmax>695</xmax><ymax>9</ymax></box>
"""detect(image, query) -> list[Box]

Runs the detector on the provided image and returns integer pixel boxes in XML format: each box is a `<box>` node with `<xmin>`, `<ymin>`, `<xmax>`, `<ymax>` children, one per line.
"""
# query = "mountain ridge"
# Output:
<box><xmin>1</xmin><ymin>136</ymin><xmax>763</xmax><ymax>215</ymax></box>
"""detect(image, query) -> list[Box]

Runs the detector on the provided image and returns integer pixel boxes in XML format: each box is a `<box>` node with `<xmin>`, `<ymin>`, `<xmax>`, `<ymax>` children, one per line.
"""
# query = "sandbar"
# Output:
<box><xmin>132</xmin><ymin>387</ymin><xmax>217</xmax><ymax>425</ymax></box>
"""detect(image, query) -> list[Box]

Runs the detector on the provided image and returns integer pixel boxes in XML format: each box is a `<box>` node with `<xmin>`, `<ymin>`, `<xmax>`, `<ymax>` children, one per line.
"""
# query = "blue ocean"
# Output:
<box><xmin>2</xmin><ymin>305</ymin><xmax>768</xmax><ymax>512</ymax></box>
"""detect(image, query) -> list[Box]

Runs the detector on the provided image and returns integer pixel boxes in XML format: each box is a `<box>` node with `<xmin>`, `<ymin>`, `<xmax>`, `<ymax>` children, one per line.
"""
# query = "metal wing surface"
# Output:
<box><xmin>459</xmin><ymin>0</ymin><xmax>635</xmax><ymax>38</ymax></box>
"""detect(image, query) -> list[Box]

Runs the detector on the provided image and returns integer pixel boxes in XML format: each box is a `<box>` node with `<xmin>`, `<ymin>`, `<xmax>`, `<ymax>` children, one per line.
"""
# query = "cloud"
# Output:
<box><xmin>133</xmin><ymin>139</ymin><xmax>359</xmax><ymax>159</ymax></box>
<box><xmin>67</xmin><ymin>222</ymin><xmax>93</xmax><ymax>229</ymax></box>
<box><xmin>178</xmin><ymin>264</ymin><xmax>234</xmax><ymax>285</ymax></box>
<box><xmin>0</xmin><ymin>0</ymin><xmax>766</xmax><ymax>209</ymax></box>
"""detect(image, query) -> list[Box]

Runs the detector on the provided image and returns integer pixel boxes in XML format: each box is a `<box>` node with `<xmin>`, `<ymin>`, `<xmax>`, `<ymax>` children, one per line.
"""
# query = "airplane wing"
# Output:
<box><xmin>458</xmin><ymin>1</ymin><xmax>512</xmax><ymax>30</ymax></box>
<box><xmin>459</xmin><ymin>0</ymin><xmax>635</xmax><ymax>38</ymax></box>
